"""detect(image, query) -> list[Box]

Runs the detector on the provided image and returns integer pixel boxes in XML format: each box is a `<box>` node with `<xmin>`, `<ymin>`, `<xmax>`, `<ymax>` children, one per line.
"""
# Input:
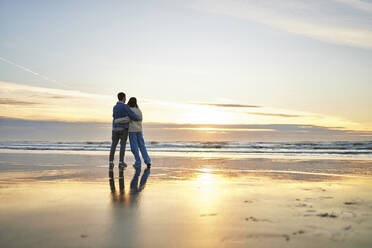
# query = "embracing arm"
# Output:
<box><xmin>114</xmin><ymin>116</ymin><xmax>130</xmax><ymax>124</ymax></box>
<box><xmin>124</xmin><ymin>105</ymin><xmax>142</xmax><ymax>121</ymax></box>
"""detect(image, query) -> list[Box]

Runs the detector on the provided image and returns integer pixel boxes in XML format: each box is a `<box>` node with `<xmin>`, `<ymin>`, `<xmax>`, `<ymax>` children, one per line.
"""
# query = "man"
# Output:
<box><xmin>109</xmin><ymin>92</ymin><xmax>141</xmax><ymax>172</ymax></box>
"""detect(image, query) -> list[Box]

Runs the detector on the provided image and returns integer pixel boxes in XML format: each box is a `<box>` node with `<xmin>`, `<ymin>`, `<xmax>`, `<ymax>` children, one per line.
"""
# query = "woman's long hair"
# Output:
<box><xmin>128</xmin><ymin>97</ymin><xmax>138</xmax><ymax>108</ymax></box>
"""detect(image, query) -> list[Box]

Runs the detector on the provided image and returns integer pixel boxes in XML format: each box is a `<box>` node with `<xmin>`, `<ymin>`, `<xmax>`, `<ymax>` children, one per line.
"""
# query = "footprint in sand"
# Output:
<box><xmin>317</xmin><ymin>213</ymin><xmax>337</xmax><ymax>218</ymax></box>
<box><xmin>246</xmin><ymin>233</ymin><xmax>290</xmax><ymax>242</ymax></box>
<box><xmin>200</xmin><ymin>213</ymin><xmax>218</xmax><ymax>217</ymax></box>
<box><xmin>245</xmin><ymin>216</ymin><xmax>271</xmax><ymax>222</ymax></box>
<box><xmin>292</xmin><ymin>230</ymin><xmax>305</xmax><ymax>235</ymax></box>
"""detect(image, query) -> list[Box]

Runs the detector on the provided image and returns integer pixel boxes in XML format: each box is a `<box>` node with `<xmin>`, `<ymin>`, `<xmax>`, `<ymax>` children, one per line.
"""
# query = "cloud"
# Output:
<box><xmin>47</xmin><ymin>95</ymin><xmax>72</xmax><ymax>99</ymax></box>
<box><xmin>0</xmin><ymin>81</ymin><xmax>113</xmax><ymax>122</ymax></box>
<box><xmin>0</xmin><ymin>56</ymin><xmax>71</xmax><ymax>88</ymax></box>
<box><xmin>0</xmin><ymin>98</ymin><xmax>39</xmax><ymax>106</ymax></box>
<box><xmin>193</xmin><ymin>103</ymin><xmax>261</xmax><ymax>108</ymax></box>
<box><xmin>334</xmin><ymin>0</ymin><xmax>372</xmax><ymax>13</ymax></box>
<box><xmin>246</xmin><ymin>112</ymin><xmax>302</xmax><ymax>118</ymax></box>
<box><xmin>194</xmin><ymin>0</ymin><xmax>372</xmax><ymax>49</ymax></box>
<box><xmin>143</xmin><ymin>123</ymin><xmax>341</xmax><ymax>131</ymax></box>
<box><xmin>1</xmin><ymin>118</ymin><xmax>371</xmax><ymax>141</ymax></box>
<box><xmin>142</xmin><ymin>122</ymin><xmax>372</xmax><ymax>141</ymax></box>
<box><xmin>0</xmin><ymin>81</ymin><xmax>367</xmax><ymax>131</ymax></box>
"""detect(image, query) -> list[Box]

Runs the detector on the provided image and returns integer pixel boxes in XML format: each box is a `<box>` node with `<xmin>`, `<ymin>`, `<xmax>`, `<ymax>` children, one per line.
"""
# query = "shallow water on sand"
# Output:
<box><xmin>1</xmin><ymin>153</ymin><xmax>372</xmax><ymax>248</ymax></box>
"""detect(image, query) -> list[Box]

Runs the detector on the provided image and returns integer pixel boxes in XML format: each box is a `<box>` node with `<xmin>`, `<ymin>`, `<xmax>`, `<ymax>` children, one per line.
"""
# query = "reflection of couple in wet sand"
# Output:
<box><xmin>109</xmin><ymin>92</ymin><xmax>151</xmax><ymax>176</ymax></box>
<box><xmin>109</xmin><ymin>168</ymin><xmax>151</xmax><ymax>206</ymax></box>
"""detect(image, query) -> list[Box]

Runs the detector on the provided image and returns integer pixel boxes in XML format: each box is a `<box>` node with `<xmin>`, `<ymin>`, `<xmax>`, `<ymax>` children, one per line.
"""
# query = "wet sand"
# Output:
<box><xmin>1</xmin><ymin>152</ymin><xmax>372</xmax><ymax>247</ymax></box>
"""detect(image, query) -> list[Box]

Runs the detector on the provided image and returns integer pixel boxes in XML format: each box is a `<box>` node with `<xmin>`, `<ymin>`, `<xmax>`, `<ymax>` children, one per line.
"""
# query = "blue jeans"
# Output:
<box><xmin>129</xmin><ymin>132</ymin><xmax>151</xmax><ymax>166</ymax></box>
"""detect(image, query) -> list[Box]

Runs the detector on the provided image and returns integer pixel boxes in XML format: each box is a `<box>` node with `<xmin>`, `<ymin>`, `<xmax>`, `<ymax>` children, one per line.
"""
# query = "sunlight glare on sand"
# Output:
<box><xmin>195</xmin><ymin>170</ymin><xmax>215</xmax><ymax>185</ymax></box>
<box><xmin>190</xmin><ymin>169</ymin><xmax>225</xmax><ymax>213</ymax></box>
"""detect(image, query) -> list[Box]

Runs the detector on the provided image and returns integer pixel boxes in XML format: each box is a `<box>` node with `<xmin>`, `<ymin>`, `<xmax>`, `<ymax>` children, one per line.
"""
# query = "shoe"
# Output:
<box><xmin>119</xmin><ymin>161</ymin><xmax>127</xmax><ymax>170</ymax></box>
<box><xmin>109</xmin><ymin>161</ymin><xmax>114</xmax><ymax>171</ymax></box>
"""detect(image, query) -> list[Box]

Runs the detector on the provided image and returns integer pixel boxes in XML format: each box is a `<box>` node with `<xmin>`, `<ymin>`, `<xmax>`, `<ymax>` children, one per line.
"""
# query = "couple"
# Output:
<box><xmin>109</xmin><ymin>92</ymin><xmax>151</xmax><ymax>174</ymax></box>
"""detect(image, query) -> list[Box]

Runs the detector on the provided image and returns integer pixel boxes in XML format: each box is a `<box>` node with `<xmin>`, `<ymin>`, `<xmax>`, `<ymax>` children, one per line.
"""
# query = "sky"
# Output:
<box><xmin>0</xmin><ymin>0</ymin><xmax>371</xmax><ymax>141</ymax></box>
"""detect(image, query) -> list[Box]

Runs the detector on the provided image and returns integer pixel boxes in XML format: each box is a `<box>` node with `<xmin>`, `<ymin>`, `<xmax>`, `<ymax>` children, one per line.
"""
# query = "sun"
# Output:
<box><xmin>176</xmin><ymin>105</ymin><xmax>237</xmax><ymax>125</ymax></box>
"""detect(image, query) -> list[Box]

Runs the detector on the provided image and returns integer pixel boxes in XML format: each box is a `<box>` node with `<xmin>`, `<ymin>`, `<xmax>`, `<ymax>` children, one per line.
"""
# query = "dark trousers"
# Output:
<box><xmin>109</xmin><ymin>129</ymin><xmax>129</xmax><ymax>162</ymax></box>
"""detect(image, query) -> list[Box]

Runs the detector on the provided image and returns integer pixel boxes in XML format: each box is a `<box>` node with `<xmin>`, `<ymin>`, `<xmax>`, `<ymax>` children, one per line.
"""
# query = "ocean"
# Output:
<box><xmin>1</xmin><ymin>141</ymin><xmax>372</xmax><ymax>159</ymax></box>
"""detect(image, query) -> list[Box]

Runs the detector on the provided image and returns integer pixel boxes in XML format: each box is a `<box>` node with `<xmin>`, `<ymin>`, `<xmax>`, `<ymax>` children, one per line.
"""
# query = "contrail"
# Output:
<box><xmin>0</xmin><ymin>56</ymin><xmax>71</xmax><ymax>88</ymax></box>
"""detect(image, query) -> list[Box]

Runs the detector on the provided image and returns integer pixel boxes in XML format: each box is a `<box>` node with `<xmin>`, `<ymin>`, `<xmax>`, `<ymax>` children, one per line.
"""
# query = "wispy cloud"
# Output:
<box><xmin>0</xmin><ymin>98</ymin><xmax>39</xmax><ymax>106</ymax></box>
<box><xmin>144</xmin><ymin>122</ymin><xmax>368</xmax><ymax>133</ymax></box>
<box><xmin>151</xmin><ymin>123</ymin><xmax>372</xmax><ymax>140</ymax></box>
<box><xmin>1</xmin><ymin>118</ymin><xmax>371</xmax><ymax>141</ymax></box>
<box><xmin>194</xmin><ymin>0</ymin><xmax>372</xmax><ymax>49</ymax></box>
<box><xmin>0</xmin><ymin>81</ymin><xmax>367</xmax><ymax>131</ymax></box>
<box><xmin>0</xmin><ymin>81</ymin><xmax>113</xmax><ymax>122</ymax></box>
<box><xmin>334</xmin><ymin>0</ymin><xmax>372</xmax><ymax>13</ymax></box>
<box><xmin>193</xmin><ymin>103</ymin><xmax>261</xmax><ymax>108</ymax></box>
<box><xmin>247</xmin><ymin>112</ymin><xmax>302</xmax><ymax>118</ymax></box>
<box><xmin>0</xmin><ymin>56</ymin><xmax>71</xmax><ymax>88</ymax></box>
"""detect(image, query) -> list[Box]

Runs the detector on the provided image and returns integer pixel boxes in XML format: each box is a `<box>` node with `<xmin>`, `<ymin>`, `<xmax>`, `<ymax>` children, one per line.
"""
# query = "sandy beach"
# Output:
<box><xmin>1</xmin><ymin>152</ymin><xmax>372</xmax><ymax>248</ymax></box>
<box><xmin>1</xmin><ymin>0</ymin><xmax>372</xmax><ymax>247</ymax></box>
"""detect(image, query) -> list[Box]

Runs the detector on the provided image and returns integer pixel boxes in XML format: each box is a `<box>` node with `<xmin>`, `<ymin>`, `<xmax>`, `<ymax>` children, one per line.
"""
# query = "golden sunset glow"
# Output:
<box><xmin>1</xmin><ymin>81</ymin><xmax>370</xmax><ymax>136</ymax></box>
<box><xmin>1</xmin><ymin>0</ymin><xmax>372</xmax><ymax>142</ymax></box>
<box><xmin>1</xmin><ymin>1</ymin><xmax>372</xmax><ymax>248</ymax></box>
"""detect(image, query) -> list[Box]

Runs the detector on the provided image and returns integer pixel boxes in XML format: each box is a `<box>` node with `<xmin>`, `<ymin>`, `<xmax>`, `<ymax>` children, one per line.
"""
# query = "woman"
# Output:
<box><xmin>127</xmin><ymin>97</ymin><xmax>151</xmax><ymax>169</ymax></box>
